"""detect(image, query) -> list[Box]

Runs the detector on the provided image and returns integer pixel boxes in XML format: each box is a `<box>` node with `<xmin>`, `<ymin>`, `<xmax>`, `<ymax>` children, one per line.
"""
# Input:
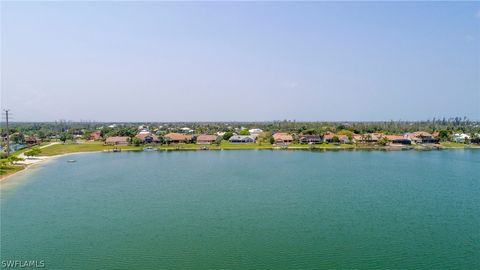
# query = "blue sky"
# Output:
<box><xmin>1</xmin><ymin>2</ymin><xmax>479</xmax><ymax>122</ymax></box>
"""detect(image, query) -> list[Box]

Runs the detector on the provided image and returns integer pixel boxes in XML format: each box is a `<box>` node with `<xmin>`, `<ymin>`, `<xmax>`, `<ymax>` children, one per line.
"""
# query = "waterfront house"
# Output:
<box><xmin>298</xmin><ymin>134</ymin><xmax>322</xmax><ymax>144</ymax></box>
<box><xmin>25</xmin><ymin>136</ymin><xmax>40</xmax><ymax>146</ymax></box>
<box><xmin>324</xmin><ymin>132</ymin><xmax>349</xmax><ymax>144</ymax></box>
<box><xmin>354</xmin><ymin>133</ymin><xmax>382</xmax><ymax>143</ymax></box>
<box><xmin>404</xmin><ymin>132</ymin><xmax>438</xmax><ymax>144</ymax></box>
<box><xmin>323</xmin><ymin>132</ymin><xmax>335</xmax><ymax>143</ymax></box>
<box><xmin>248</xmin><ymin>128</ymin><xmax>263</xmax><ymax>136</ymax></box>
<box><xmin>229</xmin><ymin>135</ymin><xmax>255</xmax><ymax>143</ymax></box>
<box><xmin>135</xmin><ymin>133</ymin><xmax>160</xmax><ymax>143</ymax></box>
<box><xmin>164</xmin><ymin>133</ymin><xmax>192</xmax><ymax>144</ymax></box>
<box><xmin>90</xmin><ymin>131</ymin><xmax>102</xmax><ymax>141</ymax></box>
<box><xmin>338</xmin><ymin>135</ymin><xmax>350</xmax><ymax>144</ymax></box>
<box><xmin>385</xmin><ymin>135</ymin><xmax>411</xmax><ymax>145</ymax></box>
<box><xmin>452</xmin><ymin>133</ymin><xmax>470</xmax><ymax>143</ymax></box>
<box><xmin>106</xmin><ymin>136</ymin><xmax>129</xmax><ymax>145</ymax></box>
<box><xmin>196</xmin><ymin>134</ymin><xmax>219</xmax><ymax>145</ymax></box>
<box><xmin>273</xmin><ymin>133</ymin><xmax>293</xmax><ymax>144</ymax></box>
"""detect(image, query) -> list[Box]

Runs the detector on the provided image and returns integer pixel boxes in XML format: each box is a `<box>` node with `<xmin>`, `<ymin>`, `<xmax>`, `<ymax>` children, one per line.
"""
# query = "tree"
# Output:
<box><xmin>82</xmin><ymin>132</ymin><xmax>91</xmax><ymax>140</ymax></box>
<box><xmin>11</xmin><ymin>133</ymin><xmax>25</xmax><ymax>144</ymax></box>
<box><xmin>223</xmin><ymin>132</ymin><xmax>234</xmax><ymax>140</ymax></box>
<box><xmin>239</xmin><ymin>129</ymin><xmax>250</xmax><ymax>135</ymax></box>
<box><xmin>378</xmin><ymin>137</ymin><xmax>389</xmax><ymax>146</ymax></box>
<box><xmin>132</xmin><ymin>137</ymin><xmax>142</xmax><ymax>147</ymax></box>
<box><xmin>8</xmin><ymin>156</ymin><xmax>23</xmax><ymax>165</ymax></box>
<box><xmin>37</xmin><ymin>130</ymin><xmax>47</xmax><ymax>140</ymax></box>
<box><xmin>438</xmin><ymin>130</ymin><xmax>449</xmax><ymax>142</ymax></box>
<box><xmin>59</xmin><ymin>133</ymin><xmax>69</xmax><ymax>143</ymax></box>
<box><xmin>331</xmin><ymin>136</ymin><xmax>340</xmax><ymax>143</ymax></box>
<box><xmin>337</xmin><ymin>130</ymin><xmax>354</xmax><ymax>141</ymax></box>
<box><xmin>25</xmin><ymin>148</ymin><xmax>42</xmax><ymax>157</ymax></box>
<box><xmin>302</xmin><ymin>129</ymin><xmax>316</xmax><ymax>135</ymax></box>
<box><xmin>0</xmin><ymin>159</ymin><xmax>9</xmax><ymax>168</ymax></box>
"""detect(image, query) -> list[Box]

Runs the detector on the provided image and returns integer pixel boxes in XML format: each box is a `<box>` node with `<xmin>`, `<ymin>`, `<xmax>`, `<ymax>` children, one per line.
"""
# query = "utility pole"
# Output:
<box><xmin>4</xmin><ymin>109</ymin><xmax>10</xmax><ymax>157</ymax></box>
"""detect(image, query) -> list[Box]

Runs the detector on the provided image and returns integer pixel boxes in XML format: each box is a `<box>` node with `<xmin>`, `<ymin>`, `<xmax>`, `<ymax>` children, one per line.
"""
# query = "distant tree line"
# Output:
<box><xmin>1</xmin><ymin>117</ymin><xmax>479</xmax><ymax>145</ymax></box>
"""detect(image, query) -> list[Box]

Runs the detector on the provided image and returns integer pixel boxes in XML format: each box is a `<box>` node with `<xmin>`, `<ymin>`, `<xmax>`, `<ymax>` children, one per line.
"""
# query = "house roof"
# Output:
<box><xmin>106</xmin><ymin>136</ymin><xmax>129</xmax><ymax>143</ymax></box>
<box><xmin>299</xmin><ymin>134</ymin><xmax>321</xmax><ymax>139</ymax></box>
<box><xmin>25</xmin><ymin>135</ymin><xmax>39</xmax><ymax>142</ymax></box>
<box><xmin>165</xmin><ymin>133</ymin><xmax>192</xmax><ymax>141</ymax></box>
<box><xmin>323</xmin><ymin>132</ymin><xmax>335</xmax><ymax>140</ymax></box>
<box><xmin>324</xmin><ymin>133</ymin><xmax>349</xmax><ymax>141</ymax></box>
<box><xmin>135</xmin><ymin>133</ymin><xmax>159</xmax><ymax>141</ymax></box>
<box><xmin>354</xmin><ymin>133</ymin><xmax>380</xmax><ymax>141</ymax></box>
<box><xmin>385</xmin><ymin>135</ymin><xmax>405</xmax><ymax>141</ymax></box>
<box><xmin>249</xmin><ymin>128</ymin><xmax>263</xmax><ymax>133</ymax></box>
<box><xmin>273</xmin><ymin>133</ymin><xmax>293</xmax><ymax>141</ymax></box>
<box><xmin>197</xmin><ymin>134</ymin><xmax>218</xmax><ymax>141</ymax></box>
<box><xmin>453</xmin><ymin>133</ymin><xmax>470</xmax><ymax>139</ymax></box>
<box><xmin>229</xmin><ymin>135</ymin><xmax>255</xmax><ymax>141</ymax></box>
<box><xmin>90</xmin><ymin>131</ymin><xmax>102</xmax><ymax>139</ymax></box>
<box><xmin>412</xmin><ymin>131</ymin><xmax>433</xmax><ymax>137</ymax></box>
<box><xmin>353</xmin><ymin>134</ymin><xmax>363</xmax><ymax>140</ymax></box>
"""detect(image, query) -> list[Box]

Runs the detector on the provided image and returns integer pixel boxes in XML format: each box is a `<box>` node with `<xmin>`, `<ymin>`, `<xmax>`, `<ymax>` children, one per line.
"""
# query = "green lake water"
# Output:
<box><xmin>1</xmin><ymin>150</ymin><xmax>479</xmax><ymax>269</ymax></box>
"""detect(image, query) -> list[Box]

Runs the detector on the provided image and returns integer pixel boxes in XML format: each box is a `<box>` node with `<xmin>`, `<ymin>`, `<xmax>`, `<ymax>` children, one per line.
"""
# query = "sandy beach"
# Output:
<box><xmin>0</xmin><ymin>151</ymin><xmax>100</xmax><ymax>182</ymax></box>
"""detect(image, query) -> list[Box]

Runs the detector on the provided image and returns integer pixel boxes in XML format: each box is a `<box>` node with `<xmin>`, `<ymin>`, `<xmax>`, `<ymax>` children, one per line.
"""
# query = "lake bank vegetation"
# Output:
<box><xmin>1</xmin><ymin>118</ymin><xmax>479</xmax><ymax>177</ymax></box>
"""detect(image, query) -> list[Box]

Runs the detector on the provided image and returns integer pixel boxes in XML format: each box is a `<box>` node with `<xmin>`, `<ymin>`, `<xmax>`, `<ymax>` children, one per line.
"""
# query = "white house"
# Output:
<box><xmin>248</xmin><ymin>128</ymin><xmax>263</xmax><ymax>136</ymax></box>
<box><xmin>229</xmin><ymin>135</ymin><xmax>256</xmax><ymax>143</ymax></box>
<box><xmin>452</xmin><ymin>133</ymin><xmax>470</xmax><ymax>143</ymax></box>
<box><xmin>180</xmin><ymin>127</ymin><xmax>194</xmax><ymax>133</ymax></box>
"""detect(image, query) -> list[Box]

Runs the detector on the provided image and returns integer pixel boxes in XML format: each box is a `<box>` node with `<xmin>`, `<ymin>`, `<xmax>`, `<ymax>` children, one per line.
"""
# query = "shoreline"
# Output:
<box><xmin>1</xmin><ymin>146</ymin><xmax>478</xmax><ymax>182</ymax></box>
<box><xmin>0</xmin><ymin>151</ymin><xmax>103</xmax><ymax>182</ymax></box>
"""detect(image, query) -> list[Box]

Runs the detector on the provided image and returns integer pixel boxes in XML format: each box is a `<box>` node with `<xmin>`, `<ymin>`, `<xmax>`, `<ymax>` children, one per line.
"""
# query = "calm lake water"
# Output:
<box><xmin>1</xmin><ymin>150</ymin><xmax>479</xmax><ymax>269</ymax></box>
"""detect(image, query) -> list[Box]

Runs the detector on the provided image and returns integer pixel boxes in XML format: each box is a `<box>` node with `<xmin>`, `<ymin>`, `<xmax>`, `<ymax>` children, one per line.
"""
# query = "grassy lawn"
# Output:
<box><xmin>292</xmin><ymin>143</ymin><xmax>355</xmax><ymax>149</ymax></box>
<box><xmin>220</xmin><ymin>142</ymin><xmax>273</xmax><ymax>149</ymax></box>
<box><xmin>39</xmin><ymin>142</ymin><xmax>143</xmax><ymax>156</ymax></box>
<box><xmin>37</xmin><ymin>141</ymin><xmax>382</xmax><ymax>155</ymax></box>
<box><xmin>158</xmin><ymin>142</ymin><xmax>273</xmax><ymax>150</ymax></box>
<box><xmin>440</xmin><ymin>142</ymin><xmax>467</xmax><ymax>148</ymax></box>
<box><xmin>159</xmin><ymin>143</ymin><xmax>220</xmax><ymax>150</ymax></box>
<box><xmin>21</xmin><ymin>140</ymin><xmax>476</xmax><ymax>157</ymax></box>
<box><xmin>0</xmin><ymin>164</ymin><xmax>26</xmax><ymax>178</ymax></box>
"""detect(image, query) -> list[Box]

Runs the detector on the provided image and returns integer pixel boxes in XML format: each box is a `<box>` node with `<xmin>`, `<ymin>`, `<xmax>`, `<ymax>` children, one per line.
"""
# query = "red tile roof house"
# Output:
<box><xmin>196</xmin><ymin>134</ymin><xmax>219</xmax><ymax>145</ymax></box>
<box><xmin>135</xmin><ymin>133</ymin><xmax>160</xmax><ymax>144</ymax></box>
<box><xmin>25</xmin><ymin>136</ymin><xmax>41</xmax><ymax>146</ymax></box>
<box><xmin>353</xmin><ymin>133</ymin><xmax>383</xmax><ymax>143</ymax></box>
<box><xmin>323</xmin><ymin>132</ymin><xmax>349</xmax><ymax>144</ymax></box>
<box><xmin>272</xmin><ymin>133</ymin><xmax>294</xmax><ymax>145</ymax></box>
<box><xmin>298</xmin><ymin>134</ymin><xmax>322</xmax><ymax>144</ymax></box>
<box><xmin>385</xmin><ymin>135</ymin><xmax>411</xmax><ymax>145</ymax></box>
<box><xmin>164</xmin><ymin>133</ymin><xmax>192</xmax><ymax>144</ymax></box>
<box><xmin>404</xmin><ymin>131</ymin><xmax>438</xmax><ymax>144</ymax></box>
<box><xmin>90</xmin><ymin>131</ymin><xmax>102</xmax><ymax>141</ymax></box>
<box><xmin>105</xmin><ymin>136</ymin><xmax>129</xmax><ymax>145</ymax></box>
